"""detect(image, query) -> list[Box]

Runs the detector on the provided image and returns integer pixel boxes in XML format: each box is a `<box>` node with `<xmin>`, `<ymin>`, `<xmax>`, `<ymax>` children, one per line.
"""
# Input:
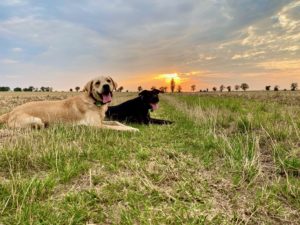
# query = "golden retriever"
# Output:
<box><xmin>0</xmin><ymin>76</ymin><xmax>139</xmax><ymax>132</ymax></box>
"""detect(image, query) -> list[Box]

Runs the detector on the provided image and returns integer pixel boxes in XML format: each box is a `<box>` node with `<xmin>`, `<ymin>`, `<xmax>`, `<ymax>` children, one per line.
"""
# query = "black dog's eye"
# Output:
<box><xmin>106</xmin><ymin>79</ymin><xmax>111</xmax><ymax>83</ymax></box>
<box><xmin>95</xmin><ymin>81</ymin><xmax>101</xmax><ymax>85</ymax></box>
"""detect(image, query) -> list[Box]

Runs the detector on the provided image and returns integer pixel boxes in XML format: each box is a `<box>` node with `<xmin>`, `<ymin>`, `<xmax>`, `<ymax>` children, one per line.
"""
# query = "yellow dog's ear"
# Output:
<box><xmin>83</xmin><ymin>80</ymin><xmax>93</xmax><ymax>94</ymax></box>
<box><xmin>109</xmin><ymin>76</ymin><xmax>118</xmax><ymax>91</ymax></box>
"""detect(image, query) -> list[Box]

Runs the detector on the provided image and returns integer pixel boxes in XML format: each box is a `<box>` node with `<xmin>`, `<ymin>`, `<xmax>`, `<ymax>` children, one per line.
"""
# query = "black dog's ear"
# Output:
<box><xmin>151</xmin><ymin>89</ymin><xmax>161</xmax><ymax>95</ymax></box>
<box><xmin>139</xmin><ymin>90</ymin><xmax>148</xmax><ymax>96</ymax></box>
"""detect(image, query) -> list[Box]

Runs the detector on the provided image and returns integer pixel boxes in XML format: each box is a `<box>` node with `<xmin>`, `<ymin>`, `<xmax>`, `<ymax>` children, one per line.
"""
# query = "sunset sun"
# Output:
<box><xmin>157</xmin><ymin>73</ymin><xmax>181</xmax><ymax>84</ymax></box>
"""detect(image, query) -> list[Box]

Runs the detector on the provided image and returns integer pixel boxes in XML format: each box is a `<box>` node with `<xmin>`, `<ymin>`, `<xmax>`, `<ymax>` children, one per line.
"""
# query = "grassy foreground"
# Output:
<box><xmin>0</xmin><ymin>91</ymin><xmax>299</xmax><ymax>224</ymax></box>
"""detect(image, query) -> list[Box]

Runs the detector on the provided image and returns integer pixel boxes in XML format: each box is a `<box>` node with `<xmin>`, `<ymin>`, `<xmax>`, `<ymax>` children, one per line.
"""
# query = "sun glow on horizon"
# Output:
<box><xmin>156</xmin><ymin>73</ymin><xmax>181</xmax><ymax>84</ymax></box>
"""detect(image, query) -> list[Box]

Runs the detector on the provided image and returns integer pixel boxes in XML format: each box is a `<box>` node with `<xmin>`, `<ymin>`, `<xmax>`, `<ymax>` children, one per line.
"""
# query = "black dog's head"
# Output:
<box><xmin>139</xmin><ymin>89</ymin><xmax>161</xmax><ymax>111</ymax></box>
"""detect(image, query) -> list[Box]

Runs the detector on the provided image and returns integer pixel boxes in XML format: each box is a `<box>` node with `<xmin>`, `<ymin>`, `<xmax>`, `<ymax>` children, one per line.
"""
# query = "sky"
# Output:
<box><xmin>0</xmin><ymin>0</ymin><xmax>299</xmax><ymax>91</ymax></box>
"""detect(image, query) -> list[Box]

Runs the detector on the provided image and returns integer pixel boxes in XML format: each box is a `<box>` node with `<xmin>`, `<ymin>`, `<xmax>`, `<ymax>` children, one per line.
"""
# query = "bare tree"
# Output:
<box><xmin>220</xmin><ymin>85</ymin><xmax>225</xmax><ymax>92</ymax></box>
<box><xmin>191</xmin><ymin>85</ymin><xmax>196</xmax><ymax>92</ymax></box>
<box><xmin>138</xmin><ymin>86</ymin><xmax>143</xmax><ymax>92</ymax></box>
<box><xmin>159</xmin><ymin>87</ymin><xmax>167</xmax><ymax>93</ymax></box>
<box><xmin>241</xmin><ymin>83</ymin><xmax>249</xmax><ymax>91</ymax></box>
<box><xmin>265</xmin><ymin>85</ymin><xmax>271</xmax><ymax>91</ymax></box>
<box><xmin>234</xmin><ymin>85</ymin><xmax>240</xmax><ymax>91</ymax></box>
<box><xmin>75</xmin><ymin>86</ymin><xmax>80</xmax><ymax>92</ymax></box>
<box><xmin>227</xmin><ymin>86</ymin><xmax>231</xmax><ymax>92</ymax></box>
<box><xmin>274</xmin><ymin>85</ymin><xmax>279</xmax><ymax>91</ymax></box>
<box><xmin>291</xmin><ymin>82</ymin><xmax>298</xmax><ymax>91</ymax></box>
<box><xmin>177</xmin><ymin>85</ymin><xmax>182</xmax><ymax>93</ymax></box>
<box><xmin>170</xmin><ymin>78</ymin><xmax>175</xmax><ymax>93</ymax></box>
<box><xmin>117</xmin><ymin>86</ymin><xmax>124</xmax><ymax>92</ymax></box>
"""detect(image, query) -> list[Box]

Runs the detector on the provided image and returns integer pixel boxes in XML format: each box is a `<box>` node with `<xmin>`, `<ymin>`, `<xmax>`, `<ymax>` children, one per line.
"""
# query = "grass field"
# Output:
<box><xmin>0</xmin><ymin>91</ymin><xmax>299</xmax><ymax>224</ymax></box>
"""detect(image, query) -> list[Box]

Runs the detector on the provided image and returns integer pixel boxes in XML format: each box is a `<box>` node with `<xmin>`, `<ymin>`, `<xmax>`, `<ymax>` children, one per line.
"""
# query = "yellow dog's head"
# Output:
<box><xmin>83</xmin><ymin>76</ymin><xmax>118</xmax><ymax>104</ymax></box>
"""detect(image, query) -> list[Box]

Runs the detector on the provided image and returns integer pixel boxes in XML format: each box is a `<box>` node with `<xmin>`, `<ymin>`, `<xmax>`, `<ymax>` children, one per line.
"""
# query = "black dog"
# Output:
<box><xmin>106</xmin><ymin>89</ymin><xmax>173</xmax><ymax>125</ymax></box>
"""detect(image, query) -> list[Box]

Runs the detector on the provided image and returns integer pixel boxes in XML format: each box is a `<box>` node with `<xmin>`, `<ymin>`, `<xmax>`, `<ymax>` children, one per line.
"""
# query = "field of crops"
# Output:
<box><xmin>0</xmin><ymin>91</ymin><xmax>299</xmax><ymax>224</ymax></box>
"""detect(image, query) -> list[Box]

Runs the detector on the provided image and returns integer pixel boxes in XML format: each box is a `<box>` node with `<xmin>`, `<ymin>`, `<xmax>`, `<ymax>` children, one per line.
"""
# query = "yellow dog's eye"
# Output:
<box><xmin>95</xmin><ymin>81</ymin><xmax>101</xmax><ymax>85</ymax></box>
<box><xmin>106</xmin><ymin>79</ymin><xmax>111</xmax><ymax>83</ymax></box>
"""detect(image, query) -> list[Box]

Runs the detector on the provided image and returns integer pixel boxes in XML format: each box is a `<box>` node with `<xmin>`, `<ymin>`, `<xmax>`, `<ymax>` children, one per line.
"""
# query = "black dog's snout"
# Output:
<box><xmin>153</xmin><ymin>95</ymin><xmax>159</xmax><ymax>102</ymax></box>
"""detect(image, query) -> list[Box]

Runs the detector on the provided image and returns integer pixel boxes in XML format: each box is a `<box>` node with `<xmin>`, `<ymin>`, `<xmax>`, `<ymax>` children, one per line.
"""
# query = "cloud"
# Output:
<box><xmin>11</xmin><ymin>47</ymin><xmax>23</xmax><ymax>52</ymax></box>
<box><xmin>257</xmin><ymin>59</ymin><xmax>300</xmax><ymax>70</ymax></box>
<box><xmin>5</xmin><ymin>74</ymin><xmax>21</xmax><ymax>79</ymax></box>
<box><xmin>232</xmin><ymin>51</ymin><xmax>265</xmax><ymax>60</ymax></box>
<box><xmin>0</xmin><ymin>16</ymin><xmax>108</xmax><ymax>71</ymax></box>
<box><xmin>214</xmin><ymin>1</ymin><xmax>299</xmax><ymax>73</ymax></box>
<box><xmin>1</xmin><ymin>59</ymin><xmax>18</xmax><ymax>64</ymax></box>
<box><xmin>280</xmin><ymin>46</ymin><xmax>299</xmax><ymax>52</ymax></box>
<box><xmin>0</xmin><ymin>0</ymin><xmax>27</xmax><ymax>6</ymax></box>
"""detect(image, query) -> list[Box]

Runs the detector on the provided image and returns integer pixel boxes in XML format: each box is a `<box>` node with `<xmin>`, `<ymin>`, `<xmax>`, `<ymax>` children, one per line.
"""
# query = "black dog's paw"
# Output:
<box><xmin>149</xmin><ymin>118</ymin><xmax>174</xmax><ymax>125</ymax></box>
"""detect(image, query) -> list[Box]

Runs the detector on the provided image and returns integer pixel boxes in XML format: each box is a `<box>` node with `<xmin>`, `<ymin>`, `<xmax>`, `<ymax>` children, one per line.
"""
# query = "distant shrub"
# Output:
<box><xmin>219</xmin><ymin>85</ymin><xmax>225</xmax><ymax>92</ymax></box>
<box><xmin>0</xmin><ymin>86</ymin><xmax>10</xmax><ymax>92</ymax></box>
<box><xmin>14</xmin><ymin>87</ymin><xmax>22</xmax><ymax>92</ymax></box>
<box><xmin>23</xmin><ymin>86</ymin><xmax>35</xmax><ymax>92</ymax></box>
<box><xmin>177</xmin><ymin>85</ymin><xmax>182</xmax><ymax>93</ymax></box>
<box><xmin>291</xmin><ymin>82</ymin><xmax>298</xmax><ymax>91</ymax></box>
<box><xmin>241</xmin><ymin>83</ymin><xmax>249</xmax><ymax>91</ymax></box>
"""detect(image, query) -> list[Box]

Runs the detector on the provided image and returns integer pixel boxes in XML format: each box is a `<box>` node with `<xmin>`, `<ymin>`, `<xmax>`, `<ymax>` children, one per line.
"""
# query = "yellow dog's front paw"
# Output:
<box><xmin>130</xmin><ymin>127</ymin><xmax>140</xmax><ymax>132</ymax></box>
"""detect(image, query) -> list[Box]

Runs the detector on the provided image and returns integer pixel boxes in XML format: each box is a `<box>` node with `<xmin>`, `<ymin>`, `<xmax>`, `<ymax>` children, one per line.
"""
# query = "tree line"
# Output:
<box><xmin>208</xmin><ymin>83</ymin><xmax>298</xmax><ymax>92</ymax></box>
<box><xmin>0</xmin><ymin>86</ymin><xmax>53</xmax><ymax>92</ymax></box>
<box><xmin>136</xmin><ymin>81</ymin><xmax>298</xmax><ymax>93</ymax></box>
<box><xmin>265</xmin><ymin>83</ymin><xmax>298</xmax><ymax>91</ymax></box>
<box><xmin>1</xmin><ymin>82</ymin><xmax>299</xmax><ymax>93</ymax></box>
<box><xmin>211</xmin><ymin>83</ymin><xmax>250</xmax><ymax>92</ymax></box>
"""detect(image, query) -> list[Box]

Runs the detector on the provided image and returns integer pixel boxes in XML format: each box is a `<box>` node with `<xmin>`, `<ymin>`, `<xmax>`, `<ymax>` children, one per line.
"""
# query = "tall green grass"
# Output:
<box><xmin>0</xmin><ymin>92</ymin><xmax>299</xmax><ymax>224</ymax></box>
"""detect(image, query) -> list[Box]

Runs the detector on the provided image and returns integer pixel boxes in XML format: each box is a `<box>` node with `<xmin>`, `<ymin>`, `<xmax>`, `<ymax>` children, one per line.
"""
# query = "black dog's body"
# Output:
<box><xmin>106</xmin><ymin>90</ymin><xmax>173</xmax><ymax>125</ymax></box>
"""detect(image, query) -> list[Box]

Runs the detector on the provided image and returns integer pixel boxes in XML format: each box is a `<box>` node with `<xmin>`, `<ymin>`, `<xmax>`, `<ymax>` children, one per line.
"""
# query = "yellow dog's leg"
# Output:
<box><xmin>9</xmin><ymin>114</ymin><xmax>45</xmax><ymax>129</ymax></box>
<box><xmin>102</xmin><ymin>121</ymin><xmax>139</xmax><ymax>132</ymax></box>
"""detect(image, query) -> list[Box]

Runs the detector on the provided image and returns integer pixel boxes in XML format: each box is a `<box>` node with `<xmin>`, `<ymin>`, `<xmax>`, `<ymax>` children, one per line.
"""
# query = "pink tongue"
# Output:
<box><xmin>102</xmin><ymin>93</ymin><xmax>112</xmax><ymax>103</ymax></box>
<box><xmin>151</xmin><ymin>103</ymin><xmax>159</xmax><ymax>110</ymax></box>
